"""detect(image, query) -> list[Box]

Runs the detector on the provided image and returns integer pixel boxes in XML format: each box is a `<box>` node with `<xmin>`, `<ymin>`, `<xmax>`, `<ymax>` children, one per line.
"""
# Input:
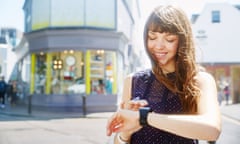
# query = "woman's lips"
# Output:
<box><xmin>153</xmin><ymin>52</ymin><xmax>167</xmax><ymax>59</ymax></box>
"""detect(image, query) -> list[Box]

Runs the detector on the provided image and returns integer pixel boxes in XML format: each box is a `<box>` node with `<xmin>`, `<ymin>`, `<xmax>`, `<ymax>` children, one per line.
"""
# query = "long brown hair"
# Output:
<box><xmin>143</xmin><ymin>5</ymin><xmax>200</xmax><ymax>114</ymax></box>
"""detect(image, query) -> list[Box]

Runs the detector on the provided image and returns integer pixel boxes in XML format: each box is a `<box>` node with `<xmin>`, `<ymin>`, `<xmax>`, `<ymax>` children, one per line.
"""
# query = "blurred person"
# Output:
<box><xmin>0</xmin><ymin>75</ymin><xmax>7</xmax><ymax>108</ymax></box>
<box><xmin>11</xmin><ymin>81</ymin><xmax>18</xmax><ymax>106</ymax></box>
<box><xmin>97</xmin><ymin>79</ymin><xmax>106</xmax><ymax>94</ymax></box>
<box><xmin>223</xmin><ymin>85</ymin><xmax>230</xmax><ymax>105</ymax></box>
<box><xmin>6</xmin><ymin>80</ymin><xmax>13</xmax><ymax>103</ymax></box>
<box><xmin>106</xmin><ymin>5</ymin><xmax>221</xmax><ymax>144</ymax></box>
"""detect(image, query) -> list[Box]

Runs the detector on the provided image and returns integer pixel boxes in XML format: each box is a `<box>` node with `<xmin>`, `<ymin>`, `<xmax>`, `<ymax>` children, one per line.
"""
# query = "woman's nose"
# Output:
<box><xmin>155</xmin><ymin>39</ymin><xmax>165</xmax><ymax>49</ymax></box>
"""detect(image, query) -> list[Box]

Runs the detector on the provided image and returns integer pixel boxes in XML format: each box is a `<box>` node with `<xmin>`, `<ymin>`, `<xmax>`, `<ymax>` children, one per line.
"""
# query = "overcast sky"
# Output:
<box><xmin>0</xmin><ymin>0</ymin><xmax>25</xmax><ymax>31</ymax></box>
<box><xmin>0</xmin><ymin>0</ymin><xmax>240</xmax><ymax>32</ymax></box>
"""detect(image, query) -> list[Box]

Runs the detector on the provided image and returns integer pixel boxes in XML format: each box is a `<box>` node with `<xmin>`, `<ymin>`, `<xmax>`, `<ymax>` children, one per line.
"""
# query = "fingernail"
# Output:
<box><xmin>133</xmin><ymin>97</ymin><xmax>140</xmax><ymax>101</ymax></box>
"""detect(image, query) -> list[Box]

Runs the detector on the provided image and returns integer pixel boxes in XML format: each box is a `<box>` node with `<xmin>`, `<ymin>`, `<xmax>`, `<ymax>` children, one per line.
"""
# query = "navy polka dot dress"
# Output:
<box><xmin>130</xmin><ymin>69</ymin><xmax>198</xmax><ymax>144</ymax></box>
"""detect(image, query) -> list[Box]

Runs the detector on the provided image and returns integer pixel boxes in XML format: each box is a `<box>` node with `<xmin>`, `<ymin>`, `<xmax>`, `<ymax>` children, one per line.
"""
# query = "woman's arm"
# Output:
<box><xmin>110</xmin><ymin>74</ymin><xmax>134</xmax><ymax>144</ymax></box>
<box><xmin>147</xmin><ymin>71</ymin><xmax>221</xmax><ymax>141</ymax></box>
<box><xmin>109</xmin><ymin>73</ymin><xmax>149</xmax><ymax>143</ymax></box>
<box><xmin>107</xmin><ymin>72</ymin><xmax>221</xmax><ymax>141</ymax></box>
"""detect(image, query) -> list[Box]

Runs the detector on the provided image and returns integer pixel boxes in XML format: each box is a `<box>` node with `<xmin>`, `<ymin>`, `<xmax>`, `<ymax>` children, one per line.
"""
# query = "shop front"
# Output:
<box><xmin>25</xmin><ymin>28</ymin><xmax>127</xmax><ymax>112</ymax></box>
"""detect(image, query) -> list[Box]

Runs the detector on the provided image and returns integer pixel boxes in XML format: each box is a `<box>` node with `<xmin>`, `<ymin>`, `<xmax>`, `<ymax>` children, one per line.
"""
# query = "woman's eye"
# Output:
<box><xmin>149</xmin><ymin>37</ymin><xmax>155</xmax><ymax>40</ymax></box>
<box><xmin>148</xmin><ymin>36</ymin><xmax>156</xmax><ymax>40</ymax></box>
<box><xmin>166</xmin><ymin>36</ymin><xmax>178</xmax><ymax>42</ymax></box>
<box><xmin>166</xmin><ymin>39</ymin><xmax>175</xmax><ymax>42</ymax></box>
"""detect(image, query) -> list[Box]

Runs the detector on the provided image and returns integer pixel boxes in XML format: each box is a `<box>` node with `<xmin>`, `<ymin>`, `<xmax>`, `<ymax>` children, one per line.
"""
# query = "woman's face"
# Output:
<box><xmin>147</xmin><ymin>31</ymin><xmax>179</xmax><ymax>73</ymax></box>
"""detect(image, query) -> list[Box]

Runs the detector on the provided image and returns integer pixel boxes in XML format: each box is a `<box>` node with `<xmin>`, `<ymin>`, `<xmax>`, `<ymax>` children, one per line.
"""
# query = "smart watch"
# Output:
<box><xmin>139</xmin><ymin>107</ymin><xmax>151</xmax><ymax>126</ymax></box>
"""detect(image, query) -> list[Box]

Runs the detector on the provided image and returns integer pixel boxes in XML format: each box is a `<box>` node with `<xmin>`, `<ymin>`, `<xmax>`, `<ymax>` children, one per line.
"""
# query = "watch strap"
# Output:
<box><xmin>139</xmin><ymin>107</ymin><xmax>151</xmax><ymax>126</ymax></box>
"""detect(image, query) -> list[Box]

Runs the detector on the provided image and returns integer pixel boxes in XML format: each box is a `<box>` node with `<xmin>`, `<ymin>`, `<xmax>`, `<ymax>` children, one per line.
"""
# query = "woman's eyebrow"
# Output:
<box><xmin>148</xmin><ymin>31</ymin><xmax>157</xmax><ymax>35</ymax></box>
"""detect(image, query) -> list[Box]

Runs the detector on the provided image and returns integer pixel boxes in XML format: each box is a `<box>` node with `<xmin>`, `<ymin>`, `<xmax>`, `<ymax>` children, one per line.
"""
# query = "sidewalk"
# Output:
<box><xmin>220</xmin><ymin>102</ymin><xmax>240</xmax><ymax>122</ymax></box>
<box><xmin>0</xmin><ymin>102</ymin><xmax>239</xmax><ymax>121</ymax></box>
<box><xmin>0</xmin><ymin>103</ymin><xmax>113</xmax><ymax>119</ymax></box>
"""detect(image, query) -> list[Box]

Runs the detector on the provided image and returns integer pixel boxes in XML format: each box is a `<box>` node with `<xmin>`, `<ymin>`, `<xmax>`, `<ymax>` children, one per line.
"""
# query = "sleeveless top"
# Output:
<box><xmin>130</xmin><ymin>69</ymin><xmax>198</xmax><ymax>144</ymax></box>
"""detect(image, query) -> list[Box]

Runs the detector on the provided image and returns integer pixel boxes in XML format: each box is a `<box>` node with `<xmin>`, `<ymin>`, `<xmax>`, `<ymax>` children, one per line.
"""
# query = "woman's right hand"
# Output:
<box><xmin>120</xmin><ymin>98</ymin><xmax>148</xmax><ymax>111</ymax></box>
<box><xmin>106</xmin><ymin>109</ymin><xmax>141</xmax><ymax>137</ymax></box>
<box><xmin>109</xmin><ymin>98</ymin><xmax>148</xmax><ymax>141</ymax></box>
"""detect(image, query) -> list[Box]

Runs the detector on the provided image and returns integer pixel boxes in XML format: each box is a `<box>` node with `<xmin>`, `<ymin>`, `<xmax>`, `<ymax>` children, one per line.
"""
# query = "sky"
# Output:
<box><xmin>1</xmin><ymin>0</ymin><xmax>240</xmax><ymax>32</ymax></box>
<box><xmin>0</xmin><ymin>0</ymin><xmax>25</xmax><ymax>31</ymax></box>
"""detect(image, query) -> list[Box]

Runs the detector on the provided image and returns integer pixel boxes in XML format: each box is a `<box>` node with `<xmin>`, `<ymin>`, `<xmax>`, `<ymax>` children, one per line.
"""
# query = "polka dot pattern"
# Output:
<box><xmin>130</xmin><ymin>69</ymin><xmax>198</xmax><ymax>144</ymax></box>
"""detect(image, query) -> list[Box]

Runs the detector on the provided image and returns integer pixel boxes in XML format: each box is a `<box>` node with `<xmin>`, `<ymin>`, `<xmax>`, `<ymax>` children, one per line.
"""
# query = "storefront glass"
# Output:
<box><xmin>31</xmin><ymin>50</ymin><xmax>117</xmax><ymax>95</ymax></box>
<box><xmin>32</xmin><ymin>51</ymin><xmax>85</xmax><ymax>95</ymax></box>
<box><xmin>86</xmin><ymin>50</ymin><xmax>116</xmax><ymax>95</ymax></box>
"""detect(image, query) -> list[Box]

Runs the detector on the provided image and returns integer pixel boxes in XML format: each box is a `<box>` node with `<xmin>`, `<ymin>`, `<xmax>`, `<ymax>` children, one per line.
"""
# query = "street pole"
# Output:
<box><xmin>28</xmin><ymin>94</ymin><xmax>32</xmax><ymax>115</ymax></box>
<box><xmin>82</xmin><ymin>94</ymin><xmax>86</xmax><ymax>117</ymax></box>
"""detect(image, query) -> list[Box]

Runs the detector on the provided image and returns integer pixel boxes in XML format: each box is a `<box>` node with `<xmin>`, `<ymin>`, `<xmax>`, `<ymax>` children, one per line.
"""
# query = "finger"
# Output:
<box><xmin>129</xmin><ymin>100</ymin><xmax>147</xmax><ymax>110</ymax></box>
<box><xmin>139</xmin><ymin>100</ymin><xmax>148</xmax><ymax>106</ymax></box>
<box><xmin>112</xmin><ymin>123</ymin><xmax>124</xmax><ymax>133</ymax></box>
<box><xmin>125</xmin><ymin>101</ymin><xmax>134</xmax><ymax>110</ymax></box>
<box><xmin>106</xmin><ymin>113</ymin><xmax>118</xmax><ymax>136</ymax></box>
<box><xmin>120</xmin><ymin>101</ymin><xmax>124</xmax><ymax>109</ymax></box>
<box><xmin>107</xmin><ymin>111</ymin><xmax>125</xmax><ymax>135</ymax></box>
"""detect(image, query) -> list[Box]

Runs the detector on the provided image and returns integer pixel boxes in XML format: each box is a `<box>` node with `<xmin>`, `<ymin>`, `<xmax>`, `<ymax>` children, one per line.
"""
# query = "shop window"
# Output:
<box><xmin>63</xmin><ymin>51</ymin><xmax>85</xmax><ymax>94</ymax></box>
<box><xmin>35</xmin><ymin>52</ymin><xmax>47</xmax><ymax>94</ymax></box>
<box><xmin>88</xmin><ymin>50</ymin><xmax>115</xmax><ymax>95</ymax></box>
<box><xmin>32</xmin><ymin>51</ymin><xmax>85</xmax><ymax>95</ymax></box>
<box><xmin>31</xmin><ymin>50</ymin><xmax>118</xmax><ymax>95</ymax></box>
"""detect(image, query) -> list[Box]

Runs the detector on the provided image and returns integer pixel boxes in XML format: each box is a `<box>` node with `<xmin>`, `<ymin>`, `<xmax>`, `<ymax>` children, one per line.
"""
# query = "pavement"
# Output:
<box><xmin>0</xmin><ymin>101</ymin><xmax>239</xmax><ymax>144</ymax></box>
<box><xmin>0</xmin><ymin>100</ymin><xmax>239</xmax><ymax>121</ymax></box>
<box><xmin>0</xmin><ymin>103</ymin><xmax>114</xmax><ymax>120</ymax></box>
<box><xmin>219</xmin><ymin>101</ymin><xmax>240</xmax><ymax>122</ymax></box>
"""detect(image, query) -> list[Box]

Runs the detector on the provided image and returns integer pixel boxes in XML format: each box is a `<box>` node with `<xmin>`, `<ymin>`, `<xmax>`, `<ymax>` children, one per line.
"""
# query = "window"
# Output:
<box><xmin>32</xmin><ymin>51</ymin><xmax>85</xmax><ymax>95</ymax></box>
<box><xmin>212</xmin><ymin>10</ymin><xmax>220</xmax><ymax>23</ymax></box>
<box><xmin>88</xmin><ymin>50</ymin><xmax>116</xmax><ymax>95</ymax></box>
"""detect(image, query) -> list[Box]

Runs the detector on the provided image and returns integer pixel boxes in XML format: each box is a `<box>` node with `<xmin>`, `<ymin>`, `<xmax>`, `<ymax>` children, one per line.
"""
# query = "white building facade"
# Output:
<box><xmin>192</xmin><ymin>3</ymin><xmax>240</xmax><ymax>103</ymax></box>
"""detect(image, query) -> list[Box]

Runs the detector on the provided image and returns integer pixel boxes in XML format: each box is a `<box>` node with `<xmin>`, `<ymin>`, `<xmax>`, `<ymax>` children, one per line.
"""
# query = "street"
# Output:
<box><xmin>0</xmin><ymin>114</ymin><xmax>111</xmax><ymax>144</ymax></box>
<box><xmin>216</xmin><ymin>115</ymin><xmax>240</xmax><ymax>143</ymax></box>
<box><xmin>0</xmin><ymin>114</ymin><xmax>239</xmax><ymax>144</ymax></box>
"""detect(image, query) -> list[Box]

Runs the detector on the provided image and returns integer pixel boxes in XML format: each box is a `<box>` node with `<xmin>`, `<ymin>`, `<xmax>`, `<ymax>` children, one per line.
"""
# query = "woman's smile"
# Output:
<box><xmin>153</xmin><ymin>52</ymin><xmax>168</xmax><ymax>59</ymax></box>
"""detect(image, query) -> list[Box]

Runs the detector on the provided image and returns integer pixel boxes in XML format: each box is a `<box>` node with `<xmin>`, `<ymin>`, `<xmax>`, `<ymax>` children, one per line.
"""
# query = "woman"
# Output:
<box><xmin>106</xmin><ymin>5</ymin><xmax>221</xmax><ymax>144</ymax></box>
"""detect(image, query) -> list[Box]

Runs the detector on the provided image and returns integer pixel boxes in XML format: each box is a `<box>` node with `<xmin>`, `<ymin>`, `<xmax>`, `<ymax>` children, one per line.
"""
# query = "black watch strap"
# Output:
<box><xmin>139</xmin><ymin>107</ymin><xmax>151</xmax><ymax>126</ymax></box>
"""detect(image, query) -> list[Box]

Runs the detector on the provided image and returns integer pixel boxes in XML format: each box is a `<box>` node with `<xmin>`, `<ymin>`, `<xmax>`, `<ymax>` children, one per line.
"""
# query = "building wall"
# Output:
<box><xmin>193</xmin><ymin>3</ymin><xmax>240</xmax><ymax>103</ymax></box>
<box><xmin>0</xmin><ymin>28</ymin><xmax>22</xmax><ymax>81</ymax></box>
<box><xmin>193</xmin><ymin>3</ymin><xmax>240</xmax><ymax>63</ymax></box>
<box><xmin>0</xmin><ymin>47</ymin><xmax>7</xmax><ymax>76</ymax></box>
<box><xmin>20</xmin><ymin>0</ymin><xmax>140</xmax><ymax>111</ymax></box>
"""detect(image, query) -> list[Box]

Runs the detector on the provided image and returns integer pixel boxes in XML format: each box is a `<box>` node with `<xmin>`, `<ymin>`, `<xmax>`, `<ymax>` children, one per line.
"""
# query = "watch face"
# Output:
<box><xmin>66</xmin><ymin>56</ymin><xmax>76</xmax><ymax>66</ymax></box>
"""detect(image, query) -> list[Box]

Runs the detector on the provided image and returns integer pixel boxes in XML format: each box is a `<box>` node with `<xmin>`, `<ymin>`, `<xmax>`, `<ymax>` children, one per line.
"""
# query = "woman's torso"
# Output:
<box><xmin>130</xmin><ymin>69</ymin><xmax>198</xmax><ymax>144</ymax></box>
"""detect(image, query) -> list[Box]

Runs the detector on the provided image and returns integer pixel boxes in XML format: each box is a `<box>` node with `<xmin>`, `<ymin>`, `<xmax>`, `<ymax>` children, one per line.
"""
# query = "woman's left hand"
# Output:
<box><xmin>120</xmin><ymin>98</ymin><xmax>148</xmax><ymax>111</ymax></box>
<box><xmin>106</xmin><ymin>109</ymin><xmax>141</xmax><ymax>137</ymax></box>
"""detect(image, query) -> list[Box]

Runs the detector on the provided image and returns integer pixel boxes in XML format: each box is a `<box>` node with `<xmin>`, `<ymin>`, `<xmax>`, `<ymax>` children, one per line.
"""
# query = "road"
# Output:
<box><xmin>0</xmin><ymin>114</ymin><xmax>239</xmax><ymax>144</ymax></box>
<box><xmin>0</xmin><ymin>114</ymin><xmax>111</xmax><ymax>144</ymax></box>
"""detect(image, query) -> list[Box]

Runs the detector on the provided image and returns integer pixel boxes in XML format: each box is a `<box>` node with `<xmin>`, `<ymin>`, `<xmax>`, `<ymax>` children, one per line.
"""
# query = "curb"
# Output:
<box><xmin>0</xmin><ymin>108</ymin><xmax>113</xmax><ymax>119</ymax></box>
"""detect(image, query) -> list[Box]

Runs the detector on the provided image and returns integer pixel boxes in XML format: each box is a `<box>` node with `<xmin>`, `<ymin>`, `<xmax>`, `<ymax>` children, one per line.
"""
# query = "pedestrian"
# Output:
<box><xmin>106</xmin><ymin>5</ymin><xmax>221</xmax><ymax>144</ymax></box>
<box><xmin>223</xmin><ymin>85</ymin><xmax>230</xmax><ymax>105</ymax></box>
<box><xmin>0</xmin><ymin>75</ymin><xmax>7</xmax><ymax>108</ymax></box>
<box><xmin>6</xmin><ymin>80</ymin><xmax>13</xmax><ymax>102</ymax></box>
<box><xmin>11</xmin><ymin>81</ymin><xmax>18</xmax><ymax>106</ymax></box>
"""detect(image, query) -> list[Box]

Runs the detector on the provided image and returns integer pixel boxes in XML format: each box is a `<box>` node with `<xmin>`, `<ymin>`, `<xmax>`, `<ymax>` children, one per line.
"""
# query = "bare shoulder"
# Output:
<box><xmin>125</xmin><ymin>73</ymin><xmax>134</xmax><ymax>79</ymax></box>
<box><xmin>195</xmin><ymin>71</ymin><xmax>216</xmax><ymax>87</ymax></box>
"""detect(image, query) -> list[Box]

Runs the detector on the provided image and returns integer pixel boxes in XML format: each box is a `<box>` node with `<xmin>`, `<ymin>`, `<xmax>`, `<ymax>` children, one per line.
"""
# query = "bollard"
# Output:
<box><xmin>82</xmin><ymin>94</ymin><xmax>86</xmax><ymax>117</ymax></box>
<box><xmin>28</xmin><ymin>94</ymin><xmax>32</xmax><ymax>115</ymax></box>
